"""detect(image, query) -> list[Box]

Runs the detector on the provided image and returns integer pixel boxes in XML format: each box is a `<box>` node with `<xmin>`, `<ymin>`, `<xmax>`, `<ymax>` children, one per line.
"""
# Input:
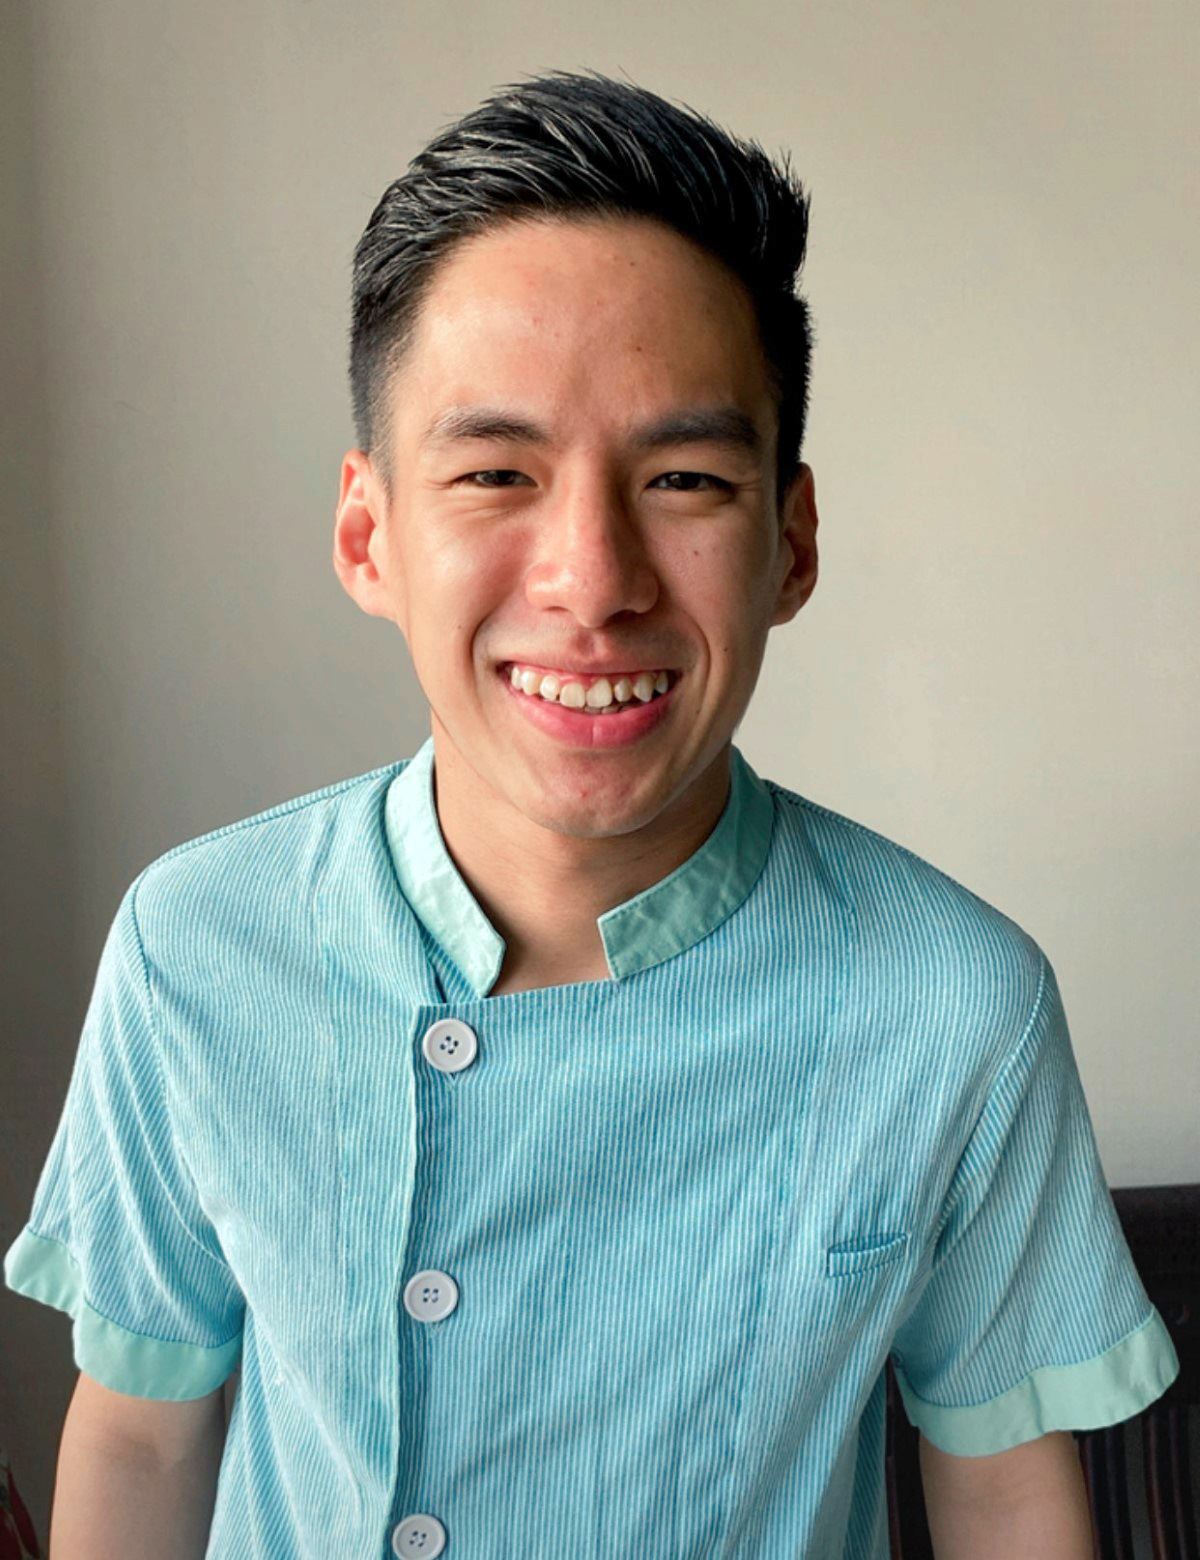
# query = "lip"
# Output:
<box><xmin>503</xmin><ymin>661</ymin><xmax>675</xmax><ymax>681</ymax></box>
<box><xmin>497</xmin><ymin>665</ymin><xmax>681</xmax><ymax>749</ymax></box>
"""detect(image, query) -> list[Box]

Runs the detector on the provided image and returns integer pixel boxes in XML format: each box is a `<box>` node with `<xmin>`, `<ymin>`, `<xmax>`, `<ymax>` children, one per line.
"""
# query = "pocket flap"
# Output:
<box><xmin>825</xmin><ymin>1230</ymin><xmax>909</xmax><ymax>1277</ymax></box>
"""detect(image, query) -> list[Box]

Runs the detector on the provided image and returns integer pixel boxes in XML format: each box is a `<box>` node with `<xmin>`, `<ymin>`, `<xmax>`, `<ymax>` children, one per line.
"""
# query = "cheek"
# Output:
<box><xmin>412</xmin><ymin>528</ymin><xmax>498</xmax><ymax>616</ymax></box>
<box><xmin>413</xmin><ymin>532</ymin><xmax>520</xmax><ymax>670</ymax></box>
<box><xmin>674</xmin><ymin>538</ymin><xmax>767</xmax><ymax>624</ymax></box>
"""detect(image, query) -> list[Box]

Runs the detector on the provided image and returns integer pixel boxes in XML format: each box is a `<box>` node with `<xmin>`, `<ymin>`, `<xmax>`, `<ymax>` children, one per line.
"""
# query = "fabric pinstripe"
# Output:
<box><xmin>4</xmin><ymin>737</ymin><xmax>1178</xmax><ymax>1558</ymax></box>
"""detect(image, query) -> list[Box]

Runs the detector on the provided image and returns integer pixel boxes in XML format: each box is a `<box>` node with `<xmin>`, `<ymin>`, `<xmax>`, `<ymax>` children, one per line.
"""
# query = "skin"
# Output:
<box><xmin>333</xmin><ymin>213</ymin><xmax>819</xmax><ymax>992</ymax></box>
<box><xmin>919</xmin><ymin>1428</ymin><xmax>1094</xmax><ymax>1558</ymax></box>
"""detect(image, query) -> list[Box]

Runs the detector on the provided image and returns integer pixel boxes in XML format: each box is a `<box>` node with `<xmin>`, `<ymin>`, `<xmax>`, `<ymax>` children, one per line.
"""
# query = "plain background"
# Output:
<box><xmin>2</xmin><ymin>0</ymin><xmax>1196</xmax><ymax>1545</ymax></box>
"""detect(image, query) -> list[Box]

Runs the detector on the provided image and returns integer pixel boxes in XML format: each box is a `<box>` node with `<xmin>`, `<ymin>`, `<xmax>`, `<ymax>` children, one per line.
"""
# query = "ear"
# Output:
<box><xmin>769</xmin><ymin>462</ymin><xmax>819</xmax><ymax>628</ymax></box>
<box><xmin>332</xmin><ymin>449</ymin><xmax>397</xmax><ymax>621</ymax></box>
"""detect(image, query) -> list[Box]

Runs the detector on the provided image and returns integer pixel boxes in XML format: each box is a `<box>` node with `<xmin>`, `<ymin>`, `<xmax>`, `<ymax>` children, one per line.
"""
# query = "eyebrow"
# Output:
<box><xmin>419</xmin><ymin>404</ymin><xmax>764</xmax><ymax>462</ymax></box>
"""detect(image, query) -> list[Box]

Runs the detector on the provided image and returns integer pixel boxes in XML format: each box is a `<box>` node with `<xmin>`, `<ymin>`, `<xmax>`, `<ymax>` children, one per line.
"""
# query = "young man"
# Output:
<box><xmin>5</xmin><ymin>68</ymin><xmax>1178</xmax><ymax>1560</ymax></box>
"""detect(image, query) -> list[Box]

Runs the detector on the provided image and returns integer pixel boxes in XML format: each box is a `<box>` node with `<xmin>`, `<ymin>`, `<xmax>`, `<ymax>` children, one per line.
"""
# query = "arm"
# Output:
<box><xmin>918</xmin><ymin>1429</ymin><xmax>1095</xmax><ymax>1560</ymax></box>
<box><xmin>49</xmin><ymin>1373</ymin><xmax>228</xmax><ymax>1560</ymax></box>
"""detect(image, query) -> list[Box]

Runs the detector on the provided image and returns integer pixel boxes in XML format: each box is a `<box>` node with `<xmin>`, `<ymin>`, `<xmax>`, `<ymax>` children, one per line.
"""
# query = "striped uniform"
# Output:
<box><xmin>5</xmin><ymin>736</ymin><xmax>1178</xmax><ymax>1558</ymax></box>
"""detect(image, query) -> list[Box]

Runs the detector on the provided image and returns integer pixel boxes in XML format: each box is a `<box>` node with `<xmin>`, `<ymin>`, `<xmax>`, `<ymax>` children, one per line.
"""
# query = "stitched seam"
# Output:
<box><xmin>714</xmin><ymin>825</ymin><xmax>851</xmax><ymax>1547</ymax></box>
<box><xmin>898</xmin><ymin>1305</ymin><xmax>1162</xmax><ymax>1411</ymax></box>
<box><xmin>933</xmin><ymin>949</ymin><xmax>1051</xmax><ymax>1245</ymax></box>
<box><xmin>18</xmin><ymin>1230</ymin><xmax>243</xmax><ymax>1350</ymax></box>
<box><xmin>127</xmin><ymin>874</ymin><xmax>241</xmax><ymax>1275</ymax></box>
<box><xmin>145</xmin><ymin>760</ymin><xmax>406</xmax><ymax>866</ymax></box>
<box><xmin>766</xmin><ymin>782</ymin><xmax>988</xmax><ymax>909</ymax></box>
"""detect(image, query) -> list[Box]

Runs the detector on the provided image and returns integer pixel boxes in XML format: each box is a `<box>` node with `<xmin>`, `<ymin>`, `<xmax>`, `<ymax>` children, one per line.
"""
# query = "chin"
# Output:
<box><xmin>513</xmin><ymin>778</ymin><xmax>668</xmax><ymax>840</ymax></box>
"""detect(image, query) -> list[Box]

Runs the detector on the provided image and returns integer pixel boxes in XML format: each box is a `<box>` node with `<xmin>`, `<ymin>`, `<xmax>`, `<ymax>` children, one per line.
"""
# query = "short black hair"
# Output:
<box><xmin>349</xmin><ymin>67</ymin><xmax>814</xmax><ymax>511</ymax></box>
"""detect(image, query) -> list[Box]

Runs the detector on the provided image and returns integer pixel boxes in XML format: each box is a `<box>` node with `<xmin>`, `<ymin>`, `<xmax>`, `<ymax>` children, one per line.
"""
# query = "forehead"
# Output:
<box><xmin>391</xmin><ymin>215</ymin><xmax>774</xmax><ymax>439</ymax></box>
<box><xmin>423</xmin><ymin>212</ymin><xmax>750</xmax><ymax>310</ymax></box>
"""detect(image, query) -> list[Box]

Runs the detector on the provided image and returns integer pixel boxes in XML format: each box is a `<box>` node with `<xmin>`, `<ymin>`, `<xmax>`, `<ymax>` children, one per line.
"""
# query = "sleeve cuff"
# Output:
<box><xmin>892</xmin><ymin>1306</ymin><xmax>1181</xmax><ymax>1456</ymax></box>
<box><xmin>4</xmin><ymin>1225</ymin><xmax>242</xmax><ymax>1401</ymax></box>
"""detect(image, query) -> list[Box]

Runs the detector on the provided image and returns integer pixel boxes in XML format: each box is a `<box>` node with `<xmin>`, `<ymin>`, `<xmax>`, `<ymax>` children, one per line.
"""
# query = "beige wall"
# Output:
<box><xmin>3</xmin><ymin>0</ymin><xmax>1197</xmax><ymax>1540</ymax></box>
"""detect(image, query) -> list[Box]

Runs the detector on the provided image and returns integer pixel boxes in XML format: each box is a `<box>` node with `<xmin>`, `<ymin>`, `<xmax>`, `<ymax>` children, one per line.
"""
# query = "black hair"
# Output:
<box><xmin>349</xmin><ymin>67</ymin><xmax>813</xmax><ymax>511</ymax></box>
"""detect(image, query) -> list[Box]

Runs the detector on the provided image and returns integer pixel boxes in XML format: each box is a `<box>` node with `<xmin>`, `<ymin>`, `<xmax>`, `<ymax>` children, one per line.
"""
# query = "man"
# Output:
<box><xmin>5</xmin><ymin>68</ymin><xmax>1179</xmax><ymax>1560</ymax></box>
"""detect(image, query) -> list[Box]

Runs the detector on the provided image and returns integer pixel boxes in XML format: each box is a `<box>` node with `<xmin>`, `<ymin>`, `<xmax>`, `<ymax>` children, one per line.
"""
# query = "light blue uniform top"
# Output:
<box><xmin>4</xmin><ymin>737</ymin><xmax>1179</xmax><ymax>1559</ymax></box>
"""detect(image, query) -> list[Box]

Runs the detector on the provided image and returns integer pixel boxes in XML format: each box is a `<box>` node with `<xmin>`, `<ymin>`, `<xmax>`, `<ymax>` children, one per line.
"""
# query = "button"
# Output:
<box><xmin>392</xmin><ymin>1513</ymin><xmax>446</xmax><ymax>1557</ymax></box>
<box><xmin>403</xmin><ymin>1269</ymin><xmax>459</xmax><ymax>1322</ymax></box>
<box><xmin>421</xmin><ymin>1018</ymin><xmax>478</xmax><ymax>1073</ymax></box>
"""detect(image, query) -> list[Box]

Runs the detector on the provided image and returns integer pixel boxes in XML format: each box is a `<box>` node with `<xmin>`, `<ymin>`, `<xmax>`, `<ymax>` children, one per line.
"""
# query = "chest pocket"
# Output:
<box><xmin>826</xmin><ymin>1229</ymin><xmax>909</xmax><ymax>1278</ymax></box>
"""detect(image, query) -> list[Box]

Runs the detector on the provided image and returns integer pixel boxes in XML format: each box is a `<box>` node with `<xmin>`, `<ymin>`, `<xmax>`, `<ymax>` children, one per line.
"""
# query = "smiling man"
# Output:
<box><xmin>5</xmin><ymin>68</ymin><xmax>1179</xmax><ymax>1560</ymax></box>
<box><xmin>333</xmin><ymin>209</ymin><xmax>813</xmax><ymax>997</ymax></box>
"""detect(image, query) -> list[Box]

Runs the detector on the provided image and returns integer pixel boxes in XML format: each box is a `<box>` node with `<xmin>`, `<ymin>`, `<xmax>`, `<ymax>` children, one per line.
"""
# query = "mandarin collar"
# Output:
<box><xmin>384</xmin><ymin>735</ymin><xmax>774</xmax><ymax>997</ymax></box>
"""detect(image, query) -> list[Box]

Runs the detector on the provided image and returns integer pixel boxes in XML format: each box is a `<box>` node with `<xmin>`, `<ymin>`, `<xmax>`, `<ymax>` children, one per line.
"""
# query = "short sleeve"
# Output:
<box><xmin>3</xmin><ymin>874</ymin><xmax>245</xmax><ymax>1400</ymax></box>
<box><xmin>890</xmin><ymin>950</ymin><xmax>1179</xmax><ymax>1456</ymax></box>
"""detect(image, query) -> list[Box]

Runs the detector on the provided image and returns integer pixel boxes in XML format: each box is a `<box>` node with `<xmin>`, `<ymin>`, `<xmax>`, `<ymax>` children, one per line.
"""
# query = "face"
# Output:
<box><xmin>334</xmin><ymin>214</ymin><xmax>818</xmax><ymax>843</ymax></box>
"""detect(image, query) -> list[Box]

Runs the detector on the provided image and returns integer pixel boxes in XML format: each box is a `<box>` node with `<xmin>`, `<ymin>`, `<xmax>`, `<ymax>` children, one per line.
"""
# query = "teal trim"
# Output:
<box><xmin>4</xmin><ymin>1225</ymin><xmax>242</xmax><ymax>1401</ymax></box>
<box><xmin>385</xmin><ymin>737</ymin><xmax>774</xmax><ymax>995</ymax></box>
<box><xmin>598</xmin><ymin>746</ymin><xmax>774</xmax><ymax>980</ymax></box>
<box><xmin>386</xmin><ymin>738</ymin><xmax>506</xmax><ymax>997</ymax></box>
<box><xmin>892</xmin><ymin>1306</ymin><xmax>1181</xmax><ymax>1455</ymax></box>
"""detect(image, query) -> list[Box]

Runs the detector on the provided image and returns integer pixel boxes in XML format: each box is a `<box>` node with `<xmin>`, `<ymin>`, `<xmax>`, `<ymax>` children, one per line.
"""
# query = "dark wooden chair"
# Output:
<box><xmin>885</xmin><ymin>1182</ymin><xmax>1200</xmax><ymax>1559</ymax></box>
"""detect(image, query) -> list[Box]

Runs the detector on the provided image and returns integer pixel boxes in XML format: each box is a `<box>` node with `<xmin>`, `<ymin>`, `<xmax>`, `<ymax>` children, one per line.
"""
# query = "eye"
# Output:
<box><xmin>454</xmin><ymin>469</ymin><xmax>529</xmax><ymax>487</ymax></box>
<box><xmin>651</xmin><ymin>471</ymin><xmax>733</xmax><ymax>492</ymax></box>
<box><xmin>452</xmin><ymin>469</ymin><xmax>734</xmax><ymax>492</ymax></box>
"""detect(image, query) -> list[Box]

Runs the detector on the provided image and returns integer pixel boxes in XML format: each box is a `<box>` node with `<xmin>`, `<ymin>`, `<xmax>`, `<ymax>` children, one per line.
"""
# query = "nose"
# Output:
<box><xmin>524</xmin><ymin>480</ymin><xmax>660</xmax><ymax>627</ymax></box>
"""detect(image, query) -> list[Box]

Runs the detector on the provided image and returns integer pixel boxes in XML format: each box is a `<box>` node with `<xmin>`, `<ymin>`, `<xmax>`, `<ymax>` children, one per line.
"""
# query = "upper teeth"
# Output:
<box><xmin>509</xmin><ymin>666</ymin><xmax>671</xmax><ymax>708</ymax></box>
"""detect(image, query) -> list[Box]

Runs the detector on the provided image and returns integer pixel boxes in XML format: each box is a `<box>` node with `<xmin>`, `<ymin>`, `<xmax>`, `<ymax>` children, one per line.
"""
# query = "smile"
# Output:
<box><xmin>497</xmin><ymin>663</ymin><xmax>682</xmax><ymax>748</ymax></box>
<box><xmin>504</xmin><ymin>663</ymin><xmax>677</xmax><ymax>713</ymax></box>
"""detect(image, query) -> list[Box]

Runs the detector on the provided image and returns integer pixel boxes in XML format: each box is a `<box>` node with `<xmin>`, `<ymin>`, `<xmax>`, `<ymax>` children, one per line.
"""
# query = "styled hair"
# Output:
<box><xmin>349</xmin><ymin>67</ymin><xmax>814</xmax><ymax>510</ymax></box>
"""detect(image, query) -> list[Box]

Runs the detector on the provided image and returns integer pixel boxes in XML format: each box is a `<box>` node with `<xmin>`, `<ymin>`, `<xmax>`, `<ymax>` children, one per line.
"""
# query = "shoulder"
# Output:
<box><xmin>763</xmin><ymin>776</ymin><xmax>1047</xmax><ymax>1039</ymax></box>
<box><xmin>126</xmin><ymin>757</ymin><xmax>409</xmax><ymax>952</ymax></box>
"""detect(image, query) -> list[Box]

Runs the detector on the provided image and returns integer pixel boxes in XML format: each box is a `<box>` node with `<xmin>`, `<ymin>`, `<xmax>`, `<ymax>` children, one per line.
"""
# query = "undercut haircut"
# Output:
<box><xmin>349</xmin><ymin>67</ymin><xmax>814</xmax><ymax>512</ymax></box>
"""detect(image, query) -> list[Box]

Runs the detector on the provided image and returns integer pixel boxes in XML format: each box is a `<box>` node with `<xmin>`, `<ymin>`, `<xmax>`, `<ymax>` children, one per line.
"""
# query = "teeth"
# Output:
<box><xmin>508</xmin><ymin>664</ymin><xmax>673</xmax><ymax>712</ymax></box>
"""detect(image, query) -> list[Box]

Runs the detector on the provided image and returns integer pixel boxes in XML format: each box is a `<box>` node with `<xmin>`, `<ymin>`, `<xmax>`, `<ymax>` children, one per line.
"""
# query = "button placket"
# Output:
<box><xmin>393</xmin><ymin>1017</ymin><xmax>480</xmax><ymax>1552</ymax></box>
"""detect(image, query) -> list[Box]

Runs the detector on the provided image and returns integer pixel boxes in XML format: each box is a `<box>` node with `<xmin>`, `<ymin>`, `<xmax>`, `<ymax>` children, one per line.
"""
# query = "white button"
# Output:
<box><xmin>421</xmin><ymin>1018</ymin><xmax>478</xmax><ymax>1073</ymax></box>
<box><xmin>403</xmin><ymin>1269</ymin><xmax>459</xmax><ymax>1322</ymax></box>
<box><xmin>392</xmin><ymin>1513</ymin><xmax>446</xmax><ymax>1557</ymax></box>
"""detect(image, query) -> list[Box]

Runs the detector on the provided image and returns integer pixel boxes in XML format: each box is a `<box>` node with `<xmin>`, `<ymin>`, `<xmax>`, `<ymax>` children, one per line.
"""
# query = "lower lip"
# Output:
<box><xmin>498</xmin><ymin>668</ymin><xmax>681</xmax><ymax>748</ymax></box>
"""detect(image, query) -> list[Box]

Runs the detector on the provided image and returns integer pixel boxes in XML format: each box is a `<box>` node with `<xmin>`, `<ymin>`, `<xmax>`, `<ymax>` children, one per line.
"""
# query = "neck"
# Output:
<box><xmin>429</xmin><ymin>725</ymin><xmax>732</xmax><ymax>988</ymax></box>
